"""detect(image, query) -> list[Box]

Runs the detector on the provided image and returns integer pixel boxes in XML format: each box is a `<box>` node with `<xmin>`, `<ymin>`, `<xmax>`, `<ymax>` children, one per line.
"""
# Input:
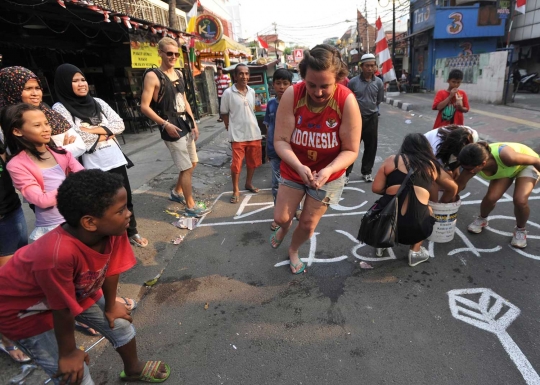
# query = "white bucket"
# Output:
<box><xmin>428</xmin><ymin>199</ymin><xmax>462</xmax><ymax>243</ymax></box>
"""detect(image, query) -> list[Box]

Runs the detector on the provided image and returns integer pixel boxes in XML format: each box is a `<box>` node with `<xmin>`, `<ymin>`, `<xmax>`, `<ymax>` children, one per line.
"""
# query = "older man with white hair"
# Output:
<box><xmin>346</xmin><ymin>53</ymin><xmax>384</xmax><ymax>183</ymax></box>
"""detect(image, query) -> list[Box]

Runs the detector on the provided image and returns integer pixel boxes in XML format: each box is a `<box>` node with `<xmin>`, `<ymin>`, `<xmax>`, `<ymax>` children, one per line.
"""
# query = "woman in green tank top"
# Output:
<box><xmin>456</xmin><ymin>142</ymin><xmax>540</xmax><ymax>248</ymax></box>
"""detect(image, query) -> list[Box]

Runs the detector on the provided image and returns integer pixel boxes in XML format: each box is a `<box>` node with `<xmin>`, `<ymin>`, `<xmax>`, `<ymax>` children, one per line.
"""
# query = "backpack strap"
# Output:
<box><xmin>143</xmin><ymin>66</ymin><xmax>166</xmax><ymax>104</ymax></box>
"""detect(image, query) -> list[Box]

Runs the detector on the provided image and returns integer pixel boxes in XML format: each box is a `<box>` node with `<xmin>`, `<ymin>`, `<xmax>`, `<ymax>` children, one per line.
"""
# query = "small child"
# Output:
<box><xmin>432</xmin><ymin>69</ymin><xmax>469</xmax><ymax>129</ymax></box>
<box><xmin>264</xmin><ymin>69</ymin><xmax>293</xmax><ymax>231</ymax></box>
<box><xmin>0</xmin><ymin>169</ymin><xmax>170</xmax><ymax>384</ymax></box>
<box><xmin>2</xmin><ymin>103</ymin><xmax>84</xmax><ymax>242</ymax></box>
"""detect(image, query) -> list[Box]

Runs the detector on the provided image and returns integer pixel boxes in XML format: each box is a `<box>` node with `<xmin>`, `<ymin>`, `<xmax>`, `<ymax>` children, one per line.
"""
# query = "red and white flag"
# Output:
<box><xmin>375</xmin><ymin>17</ymin><xmax>396</xmax><ymax>83</ymax></box>
<box><xmin>515</xmin><ymin>0</ymin><xmax>526</xmax><ymax>14</ymax></box>
<box><xmin>258</xmin><ymin>36</ymin><xmax>269</xmax><ymax>49</ymax></box>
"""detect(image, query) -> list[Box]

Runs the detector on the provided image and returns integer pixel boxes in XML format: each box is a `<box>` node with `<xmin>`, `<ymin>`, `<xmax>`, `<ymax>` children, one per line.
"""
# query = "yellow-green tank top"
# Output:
<box><xmin>478</xmin><ymin>143</ymin><xmax>539</xmax><ymax>180</ymax></box>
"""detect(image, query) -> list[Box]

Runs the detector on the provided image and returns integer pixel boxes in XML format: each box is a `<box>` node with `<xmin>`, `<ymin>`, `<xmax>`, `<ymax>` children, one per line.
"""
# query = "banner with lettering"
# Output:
<box><xmin>130</xmin><ymin>36</ymin><xmax>184</xmax><ymax>69</ymax></box>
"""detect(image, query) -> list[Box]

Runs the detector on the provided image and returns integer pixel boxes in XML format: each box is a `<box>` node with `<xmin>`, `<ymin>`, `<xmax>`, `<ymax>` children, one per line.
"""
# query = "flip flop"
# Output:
<box><xmin>245</xmin><ymin>186</ymin><xmax>260</xmax><ymax>193</ymax></box>
<box><xmin>269</xmin><ymin>227</ymin><xmax>283</xmax><ymax>249</ymax></box>
<box><xmin>120</xmin><ymin>297</ymin><xmax>138</xmax><ymax>311</ymax></box>
<box><xmin>0</xmin><ymin>341</ymin><xmax>32</xmax><ymax>363</ymax></box>
<box><xmin>230</xmin><ymin>195</ymin><xmax>240</xmax><ymax>204</ymax></box>
<box><xmin>75</xmin><ymin>322</ymin><xmax>101</xmax><ymax>337</ymax></box>
<box><xmin>120</xmin><ymin>361</ymin><xmax>171</xmax><ymax>383</ymax></box>
<box><xmin>290</xmin><ymin>258</ymin><xmax>306</xmax><ymax>275</ymax></box>
<box><xmin>270</xmin><ymin>222</ymin><xmax>281</xmax><ymax>231</ymax></box>
<box><xmin>130</xmin><ymin>234</ymin><xmax>149</xmax><ymax>248</ymax></box>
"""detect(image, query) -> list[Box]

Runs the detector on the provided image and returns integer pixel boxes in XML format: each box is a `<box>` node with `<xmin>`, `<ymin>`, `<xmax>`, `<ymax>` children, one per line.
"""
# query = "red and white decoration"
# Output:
<box><xmin>258</xmin><ymin>36</ymin><xmax>269</xmax><ymax>49</ymax></box>
<box><xmin>515</xmin><ymin>0</ymin><xmax>526</xmax><ymax>14</ymax></box>
<box><xmin>375</xmin><ymin>17</ymin><xmax>396</xmax><ymax>83</ymax></box>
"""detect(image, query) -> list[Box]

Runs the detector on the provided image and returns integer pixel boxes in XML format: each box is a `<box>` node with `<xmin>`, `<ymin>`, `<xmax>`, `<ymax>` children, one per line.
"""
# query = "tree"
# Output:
<box><xmin>168</xmin><ymin>0</ymin><xmax>179</xmax><ymax>30</ymax></box>
<box><xmin>284</xmin><ymin>47</ymin><xmax>292</xmax><ymax>55</ymax></box>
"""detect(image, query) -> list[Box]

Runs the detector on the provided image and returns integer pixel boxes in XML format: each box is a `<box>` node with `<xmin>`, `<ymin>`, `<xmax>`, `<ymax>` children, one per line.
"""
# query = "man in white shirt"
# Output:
<box><xmin>220</xmin><ymin>64</ymin><xmax>262</xmax><ymax>203</ymax></box>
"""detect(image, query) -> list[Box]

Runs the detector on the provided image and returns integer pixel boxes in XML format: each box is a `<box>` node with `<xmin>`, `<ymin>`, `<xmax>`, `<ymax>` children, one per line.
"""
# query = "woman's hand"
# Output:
<box><xmin>312</xmin><ymin>167</ymin><xmax>333</xmax><ymax>190</ymax></box>
<box><xmin>296</xmin><ymin>165</ymin><xmax>315</xmax><ymax>188</ymax></box>
<box><xmin>104</xmin><ymin>301</ymin><xmax>133</xmax><ymax>329</ymax></box>
<box><xmin>54</xmin><ymin>348</ymin><xmax>90</xmax><ymax>385</ymax></box>
<box><xmin>63</xmin><ymin>134</ymin><xmax>76</xmax><ymax>145</ymax></box>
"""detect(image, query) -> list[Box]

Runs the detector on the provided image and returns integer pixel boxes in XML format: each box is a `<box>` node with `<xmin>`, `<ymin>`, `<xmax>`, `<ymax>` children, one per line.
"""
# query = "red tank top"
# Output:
<box><xmin>280</xmin><ymin>82</ymin><xmax>352</xmax><ymax>184</ymax></box>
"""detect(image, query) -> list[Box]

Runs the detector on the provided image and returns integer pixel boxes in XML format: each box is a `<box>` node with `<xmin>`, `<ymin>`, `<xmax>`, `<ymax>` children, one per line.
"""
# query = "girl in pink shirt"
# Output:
<box><xmin>2</xmin><ymin>103</ymin><xmax>84</xmax><ymax>242</ymax></box>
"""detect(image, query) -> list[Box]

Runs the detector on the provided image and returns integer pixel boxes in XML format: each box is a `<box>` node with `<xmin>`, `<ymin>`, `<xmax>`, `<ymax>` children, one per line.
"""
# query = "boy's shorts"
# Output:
<box><xmin>280</xmin><ymin>175</ymin><xmax>345</xmax><ymax>206</ymax></box>
<box><xmin>16</xmin><ymin>296</ymin><xmax>136</xmax><ymax>385</ymax></box>
<box><xmin>231</xmin><ymin>140</ymin><xmax>262</xmax><ymax>174</ymax></box>
<box><xmin>164</xmin><ymin>132</ymin><xmax>198</xmax><ymax>172</ymax></box>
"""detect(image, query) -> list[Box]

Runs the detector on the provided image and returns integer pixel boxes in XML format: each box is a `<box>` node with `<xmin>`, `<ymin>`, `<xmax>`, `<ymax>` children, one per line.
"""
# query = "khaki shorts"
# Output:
<box><xmin>164</xmin><ymin>132</ymin><xmax>198</xmax><ymax>171</ymax></box>
<box><xmin>516</xmin><ymin>165</ymin><xmax>540</xmax><ymax>181</ymax></box>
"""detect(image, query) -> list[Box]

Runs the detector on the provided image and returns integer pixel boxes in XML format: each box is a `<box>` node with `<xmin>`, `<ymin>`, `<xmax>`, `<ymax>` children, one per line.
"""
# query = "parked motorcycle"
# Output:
<box><xmin>516</xmin><ymin>72</ymin><xmax>540</xmax><ymax>93</ymax></box>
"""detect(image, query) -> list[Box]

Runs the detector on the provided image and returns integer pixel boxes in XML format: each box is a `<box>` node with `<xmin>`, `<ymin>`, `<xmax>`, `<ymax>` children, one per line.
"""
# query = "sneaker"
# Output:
<box><xmin>511</xmin><ymin>227</ymin><xmax>527</xmax><ymax>248</ymax></box>
<box><xmin>184</xmin><ymin>202</ymin><xmax>210</xmax><ymax>218</ymax></box>
<box><xmin>344</xmin><ymin>176</ymin><xmax>350</xmax><ymax>186</ymax></box>
<box><xmin>375</xmin><ymin>248</ymin><xmax>386</xmax><ymax>257</ymax></box>
<box><xmin>468</xmin><ymin>216</ymin><xmax>488</xmax><ymax>234</ymax></box>
<box><xmin>408</xmin><ymin>246</ymin><xmax>430</xmax><ymax>267</ymax></box>
<box><xmin>169</xmin><ymin>190</ymin><xmax>186</xmax><ymax>205</ymax></box>
<box><xmin>363</xmin><ymin>174</ymin><xmax>373</xmax><ymax>183</ymax></box>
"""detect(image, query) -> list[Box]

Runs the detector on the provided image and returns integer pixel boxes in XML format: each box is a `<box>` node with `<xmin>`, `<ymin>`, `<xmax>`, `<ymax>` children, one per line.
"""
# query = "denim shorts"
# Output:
<box><xmin>0</xmin><ymin>205</ymin><xmax>28</xmax><ymax>256</ymax></box>
<box><xmin>16</xmin><ymin>296</ymin><xmax>136</xmax><ymax>385</ymax></box>
<box><xmin>280</xmin><ymin>175</ymin><xmax>345</xmax><ymax>206</ymax></box>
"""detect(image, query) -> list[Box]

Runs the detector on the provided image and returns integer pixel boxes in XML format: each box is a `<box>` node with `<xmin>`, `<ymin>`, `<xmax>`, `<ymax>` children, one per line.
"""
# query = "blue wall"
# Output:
<box><xmin>434</xmin><ymin>37</ymin><xmax>498</xmax><ymax>58</ymax></box>
<box><xmin>434</xmin><ymin>5</ymin><xmax>506</xmax><ymax>39</ymax></box>
<box><xmin>411</xmin><ymin>0</ymin><xmax>436</xmax><ymax>34</ymax></box>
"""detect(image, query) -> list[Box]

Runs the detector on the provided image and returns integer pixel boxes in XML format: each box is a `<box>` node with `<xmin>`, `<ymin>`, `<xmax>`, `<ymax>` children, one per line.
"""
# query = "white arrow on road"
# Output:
<box><xmin>448</xmin><ymin>288</ymin><xmax>540</xmax><ymax>385</ymax></box>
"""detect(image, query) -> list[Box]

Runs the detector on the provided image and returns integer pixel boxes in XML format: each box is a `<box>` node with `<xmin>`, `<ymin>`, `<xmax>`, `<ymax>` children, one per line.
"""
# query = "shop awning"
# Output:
<box><xmin>195</xmin><ymin>35</ymin><xmax>251</xmax><ymax>58</ymax></box>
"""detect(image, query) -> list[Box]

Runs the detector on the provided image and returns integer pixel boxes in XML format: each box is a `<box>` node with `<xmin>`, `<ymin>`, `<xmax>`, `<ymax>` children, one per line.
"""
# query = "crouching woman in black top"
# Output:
<box><xmin>372</xmin><ymin>133</ymin><xmax>457</xmax><ymax>266</ymax></box>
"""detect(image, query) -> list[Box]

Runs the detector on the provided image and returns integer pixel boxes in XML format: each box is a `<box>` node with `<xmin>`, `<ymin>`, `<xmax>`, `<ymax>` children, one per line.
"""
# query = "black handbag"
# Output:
<box><xmin>357</xmin><ymin>166</ymin><xmax>414</xmax><ymax>248</ymax></box>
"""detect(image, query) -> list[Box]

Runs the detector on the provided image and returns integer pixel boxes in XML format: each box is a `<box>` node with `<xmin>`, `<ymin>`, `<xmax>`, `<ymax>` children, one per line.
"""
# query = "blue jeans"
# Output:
<box><xmin>0</xmin><ymin>205</ymin><xmax>28</xmax><ymax>256</ymax></box>
<box><xmin>269</xmin><ymin>157</ymin><xmax>281</xmax><ymax>203</ymax></box>
<box><xmin>16</xmin><ymin>296</ymin><xmax>136</xmax><ymax>385</ymax></box>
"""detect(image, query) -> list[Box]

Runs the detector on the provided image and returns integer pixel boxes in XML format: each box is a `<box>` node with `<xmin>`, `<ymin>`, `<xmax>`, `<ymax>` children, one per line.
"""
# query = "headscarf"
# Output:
<box><xmin>0</xmin><ymin>66</ymin><xmax>71</xmax><ymax>135</ymax></box>
<box><xmin>54</xmin><ymin>63</ymin><xmax>101</xmax><ymax>122</ymax></box>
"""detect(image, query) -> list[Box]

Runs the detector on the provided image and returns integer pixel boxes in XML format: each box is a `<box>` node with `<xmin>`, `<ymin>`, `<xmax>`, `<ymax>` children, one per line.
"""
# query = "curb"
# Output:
<box><xmin>383</xmin><ymin>95</ymin><xmax>414</xmax><ymax>111</ymax></box>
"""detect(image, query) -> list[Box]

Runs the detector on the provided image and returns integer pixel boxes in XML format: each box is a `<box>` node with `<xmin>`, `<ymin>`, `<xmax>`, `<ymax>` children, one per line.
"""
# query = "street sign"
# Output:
<box><xmin>294</xmin><ymin>49</ymin><xmax>303</xmax><ymax>62</ymax></box>
<box><xmin>287</xmin><ymin>55</ymin><xmax>293</xmax><ymax>62</ymax></box>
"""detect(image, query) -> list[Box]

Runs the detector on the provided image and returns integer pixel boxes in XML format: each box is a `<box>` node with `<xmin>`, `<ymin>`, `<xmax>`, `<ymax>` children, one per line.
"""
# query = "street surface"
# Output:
<box><xmin>3</xmin><ymin>100</ymin><xmax>540</xmax><ymax>385</ymax></box>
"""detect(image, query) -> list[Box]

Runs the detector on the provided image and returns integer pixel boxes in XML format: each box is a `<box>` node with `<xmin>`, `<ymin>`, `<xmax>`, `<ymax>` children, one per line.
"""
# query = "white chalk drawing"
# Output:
<box><xmin>234</xmin><ymin>194</ymin><xmax>274</xmax><ymax>219</ymax></box>
<box><xmin>448</xmin><ymin>288</ymin><xmax>540</xmax><ymax>385</ymax></box>
<box><xmin>330</xmin><ymin>187</ymin><xmax>368</xmax><ymax>211</ymax></box>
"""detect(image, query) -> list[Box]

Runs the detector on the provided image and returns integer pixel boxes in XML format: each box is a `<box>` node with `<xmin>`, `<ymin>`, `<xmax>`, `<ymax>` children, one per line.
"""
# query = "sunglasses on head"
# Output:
<box><xmin>161</xmin><ymin>51</ymin><xmax>180</xmax><ymax>58</ymax></box>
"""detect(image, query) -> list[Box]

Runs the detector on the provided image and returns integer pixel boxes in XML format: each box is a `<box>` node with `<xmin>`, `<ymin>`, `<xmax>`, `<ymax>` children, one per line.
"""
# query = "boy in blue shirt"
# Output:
<box><xmin>264</xmin><ymin>68</ymin><xmax>294</xmax><ymax>231</ymax></box>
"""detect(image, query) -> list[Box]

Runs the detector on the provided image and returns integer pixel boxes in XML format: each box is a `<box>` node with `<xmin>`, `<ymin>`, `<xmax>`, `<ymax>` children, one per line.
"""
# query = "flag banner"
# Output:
<box><xmin>375</xmin><ymin>17</ymin><xmax>396</xmax><ymax>83</ymax></box>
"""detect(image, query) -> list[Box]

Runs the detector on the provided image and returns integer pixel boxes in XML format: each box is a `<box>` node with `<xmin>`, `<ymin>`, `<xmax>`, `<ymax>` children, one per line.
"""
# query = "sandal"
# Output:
<box><xmin>120</xmin><ymin>361</ymin><xmax>171</xmax><ymax>383</ymax></box>
<box><xmin>119</xmin><ymin>297</ymin><xmax>138</xmax><ymax>311</ymax></box>
<box><xmin>230</xmin><ymin>195</ymin><xmax>240</xmax><ymax>204</ymax></box>
<box><xmin>269</xmin><ymin>227</ymin><xmax>283</xmax><ymax>249</ymax></box>
<box><xmin>245</xmin><ymin>186</ymin><xmax>260</xmax><ymax>193</ymax></box>
<box><xmin>0</xmin><ymin>341</ymin><xmax>31</xmax><ymax>363</ymax></box>
<box><xmin>75</xmin><ymin>322</ymin><xmax>101</xmax><ymax>337</ymax></box>
<box><xmin>270</xmin><ymin>222</ymin><xmax>280</xmax><ymax>231</ymax></box>
<box><xmin>130</xmin><ymin>234</ymin><xmax>149</xmax><ymax>248</ymax></box>
<box><xmin>290</xmin><ymin>257</ymin><xmax>306</xmax><ymax>275</ymax></box>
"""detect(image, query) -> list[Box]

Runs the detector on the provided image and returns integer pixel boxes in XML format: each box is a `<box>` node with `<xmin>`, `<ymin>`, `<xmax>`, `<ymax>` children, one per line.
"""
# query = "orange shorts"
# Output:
<box><xmin>231</xmin><ymin>140</ymin><xmax>262</xmax><ymax>174</ymax></box>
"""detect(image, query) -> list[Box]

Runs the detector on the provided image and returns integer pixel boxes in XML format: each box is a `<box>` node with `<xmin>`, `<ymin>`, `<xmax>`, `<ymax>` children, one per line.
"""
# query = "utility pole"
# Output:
<box><xmin>364</xmin><ymin>0</ymin><xmax>369</xmax><ymax>52</ymax></box>
<box><xmin>273</xmin><ymin>22</ymin><xmax>279</xmax><ymax>61</ymax></box>
<box><xmin>357</xmin><ymin>10</ymin><xmax>361</xmax><ymax>54</ymax></box>
<box><xmin>392</xmin><ymin>0</ymin><xmax>396</xmax><ymax>61</ymax></box>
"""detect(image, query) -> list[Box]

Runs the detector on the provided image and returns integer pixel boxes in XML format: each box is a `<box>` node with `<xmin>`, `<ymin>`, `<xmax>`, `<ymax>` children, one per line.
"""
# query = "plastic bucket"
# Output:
<box><xmin>428</xmin><ymin>200</ymin><xmax>462</xmax><ymax>243</ymax></box>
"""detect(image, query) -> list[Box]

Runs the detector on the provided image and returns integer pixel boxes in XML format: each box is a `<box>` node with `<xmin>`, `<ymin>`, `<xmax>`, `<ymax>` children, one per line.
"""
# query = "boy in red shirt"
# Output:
<box><xmin>432</xmin><ymin>69</ymin><xmax>469</xmax><ymax>129</ymax></box>
<box><xmin>0</xmin><ymin>170</ymin><xmax>170</xmax><ymax>384</ymax></box>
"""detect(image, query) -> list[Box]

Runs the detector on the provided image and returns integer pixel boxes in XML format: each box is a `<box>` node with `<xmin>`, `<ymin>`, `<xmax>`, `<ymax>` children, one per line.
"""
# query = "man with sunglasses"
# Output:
<box><xmin>141</xmin><ymin>37</ymin><xmax>208</xmax><ymax>217</ymax></box>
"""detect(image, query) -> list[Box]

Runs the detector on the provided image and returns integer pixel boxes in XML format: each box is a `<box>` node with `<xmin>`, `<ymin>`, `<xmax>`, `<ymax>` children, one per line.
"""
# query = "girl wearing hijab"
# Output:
<box><xmin>0</xmin><ymin>66</ymin><xmax>85</xmax><ymax>157</ymax></box>
<box><xmin>52</xmin><ymin>63</ymin><xmax>148</xmax><ymax>248</ymax></box>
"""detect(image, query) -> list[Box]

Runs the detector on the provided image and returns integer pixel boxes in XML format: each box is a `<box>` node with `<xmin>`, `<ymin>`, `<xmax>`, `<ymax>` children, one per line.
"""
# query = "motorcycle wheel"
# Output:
<box><xmin>532</xmin><ymin>84</ymin><xmax>540</xmax><ymax>93</ymax></box>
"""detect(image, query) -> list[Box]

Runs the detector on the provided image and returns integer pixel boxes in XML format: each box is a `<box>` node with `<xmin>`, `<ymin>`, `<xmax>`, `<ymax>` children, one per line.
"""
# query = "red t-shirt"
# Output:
<box><xmin>0</xmin><ymin>226</ymin><xmax>136</xmax><ymax>340</ymax></box>
<box><xmin>432</xmin><ymin>89</ymin><xmax>469</xmax><ymax>129</ymax></box>
<box><xmin>280</xmin><ymin>82</ymin><xmax>352</xmax><ymax>184</ymax></box>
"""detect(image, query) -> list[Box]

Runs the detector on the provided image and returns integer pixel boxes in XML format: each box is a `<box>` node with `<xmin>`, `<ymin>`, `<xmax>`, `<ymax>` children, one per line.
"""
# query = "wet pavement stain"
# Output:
<box><xmin>240</xmin><ymin>230</ymin><xmax>264</xmax><ymax>246</ymax></box>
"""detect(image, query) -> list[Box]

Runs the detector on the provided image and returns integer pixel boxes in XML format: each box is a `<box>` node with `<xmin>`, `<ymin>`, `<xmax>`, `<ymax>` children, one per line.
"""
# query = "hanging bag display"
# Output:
<box><xmin>357</xmin><ymin>161</ymin><xmax>415</xmax><ymax>248</ymax></box>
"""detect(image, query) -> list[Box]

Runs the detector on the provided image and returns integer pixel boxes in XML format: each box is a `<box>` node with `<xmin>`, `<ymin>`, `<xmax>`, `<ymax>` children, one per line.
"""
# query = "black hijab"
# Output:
<box><xmin>54</xmin><ymin>63</ymin><xmax>101</xmax><ymax>122</ymax></box>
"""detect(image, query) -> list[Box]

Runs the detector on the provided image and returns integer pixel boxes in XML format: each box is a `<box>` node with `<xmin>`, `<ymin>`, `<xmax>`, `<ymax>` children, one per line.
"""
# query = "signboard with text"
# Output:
<box><xmin>194</xmin><ymin>14</ymin><xmax>223</xmax><ymax>46</ymax></box>
<box><xmin>130</xmin><ymin>37</ymin><xmax>183</xmax><ymax>69</ymax></box>
<box><xmin>293</xmin><ymin>49</ymin><xmax>303</xmax><ymax>63</ymax></box>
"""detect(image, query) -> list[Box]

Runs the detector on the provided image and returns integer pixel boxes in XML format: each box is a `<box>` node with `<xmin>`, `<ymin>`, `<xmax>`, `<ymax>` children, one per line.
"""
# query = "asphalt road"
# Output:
<box><xmin>5</xmin><ymin>104</ymin><xmax>540</xmax><ymax>384</ymax></box>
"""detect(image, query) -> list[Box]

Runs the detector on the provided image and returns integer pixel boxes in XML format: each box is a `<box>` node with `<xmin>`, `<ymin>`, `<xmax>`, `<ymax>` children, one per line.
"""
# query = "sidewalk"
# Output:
<box><xmin>382</xmin><ymin>91</ymin><xmax>540</xmax><ymax>151</ymax></box>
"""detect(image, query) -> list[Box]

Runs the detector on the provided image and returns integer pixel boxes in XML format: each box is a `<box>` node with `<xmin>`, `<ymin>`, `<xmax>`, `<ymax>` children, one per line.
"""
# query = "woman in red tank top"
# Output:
<box><xmin>270</xmin><ymin>44</ymin><xmax>362</xmax><ymax>274</ymax></box>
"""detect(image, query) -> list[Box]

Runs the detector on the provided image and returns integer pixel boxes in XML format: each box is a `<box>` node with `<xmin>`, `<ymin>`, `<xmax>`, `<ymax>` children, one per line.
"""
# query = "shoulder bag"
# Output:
<box><xmin>357</xmin><ymin>159</ymin><xmax>414</xmax><ymax>248</ymax></box>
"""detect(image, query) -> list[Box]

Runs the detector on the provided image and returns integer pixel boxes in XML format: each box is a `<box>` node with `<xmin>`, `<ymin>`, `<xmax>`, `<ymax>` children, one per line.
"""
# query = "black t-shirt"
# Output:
<box><xmin>0</xmin><ymin>155</ymin><xmax>21</xmax><ymax>216</ymax></box>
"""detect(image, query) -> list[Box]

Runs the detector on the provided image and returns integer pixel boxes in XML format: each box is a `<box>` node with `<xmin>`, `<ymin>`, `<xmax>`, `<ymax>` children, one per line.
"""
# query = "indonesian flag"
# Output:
<box><xmin>375</xmin><ymin>17</ymin><xmax>396</xmax><ymax>83</ymax></box>
<box><xmin>515</xmin><ymin>0</ymin><xmax>526</xmax><ymax>14</ymax></box>
<box><xmin>258</xmin><ymin>36</ymin><xmax>269</xmax><ymax>49</ymax></box>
